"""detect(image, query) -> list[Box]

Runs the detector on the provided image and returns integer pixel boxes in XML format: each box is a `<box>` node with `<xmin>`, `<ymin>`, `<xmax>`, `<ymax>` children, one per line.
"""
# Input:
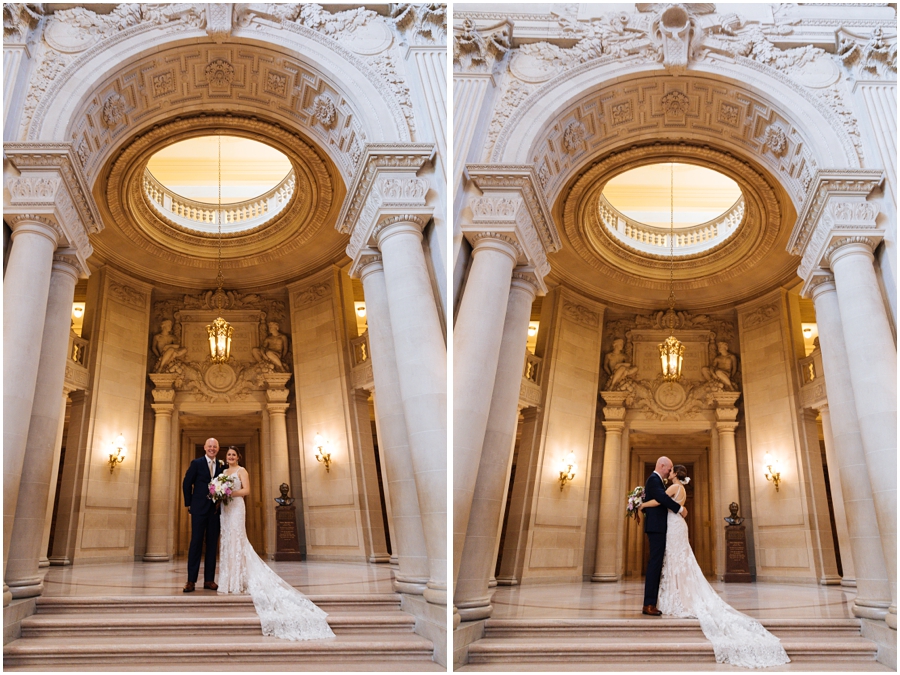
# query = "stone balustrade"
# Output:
<box><xmin>143</xmin><ymin>169</ymin><xmax>295</xmax><ymax>233</ymax></box>
<box><xmin>349</xmin><ymin>331</ymin><xmax>374</xmax><ymax>391</ymax></box>
<box><xmin>519</xmin><ymin>351</ymin><xmax>543</xmax><ymax>409</ymax></box>
<box><xmin>598</xmin><ymin>194</ymin><xmax>744</xmax><ymax>256</ymax></box>
<box><xmin>798</xmin><ymin>352</ymin><xmax>819</xmax><ymax>385</ymax></box>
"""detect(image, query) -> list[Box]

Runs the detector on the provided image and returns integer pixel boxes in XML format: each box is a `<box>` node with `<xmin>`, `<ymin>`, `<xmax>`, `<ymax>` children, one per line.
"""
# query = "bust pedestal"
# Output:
<box><xmin>724</xmin><ymin>524</ymin><xmax>752</xmax><ymax>582</ymax></box>
<box><xmin>274</xmin><ymin>504</ymin><xmax>303</xmax><ymax>562</ymax></box>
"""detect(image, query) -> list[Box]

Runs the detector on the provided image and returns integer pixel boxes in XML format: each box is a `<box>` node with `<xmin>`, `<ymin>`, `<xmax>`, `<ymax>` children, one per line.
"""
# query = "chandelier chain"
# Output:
<box><xmin>668</xmin><ymin>161</ymin><xmax>675</xmax><ymax>311</ymax></box>
<box><xmin>216</xmin><ymin>135</ymin><xmax>224</xmax><ymax>293</ymax></box>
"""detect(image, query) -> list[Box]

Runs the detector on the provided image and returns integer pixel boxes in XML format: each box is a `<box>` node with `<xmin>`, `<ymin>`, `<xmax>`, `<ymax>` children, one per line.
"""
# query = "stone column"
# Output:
<box><xmin>827</xmin><ymin>238</ymin><xmax>897</xmax><ymax>628</ymax></box>
<box><xmin>143</xmin><ymin>374</ymin><xmax>177</xmax><ymax>562</ymax></box>
<box><xmin>39</xmin><ymin>387</ymin><xmax>72</xmax><ymax>568</ymax></box>
<box><xmin>455</xmin><ymin>271</ymin><xmax>540</xmax><ymax>620</ymax></box>
<box><xmin>3</xmin><ymin>217</ymin><xmax>60</xmax><ymax>599</ymax></box>
<box><xmin>808</xmin><ymin>276</ymin><xmax>891</xmax><ymax>621</ymax></box>
<box><xmin>356</xmin><ymin>255</ymin><xmax>430</xmax><ymax>594</ymax></box>
<box><xmin>453</xmin><ymin>233</ymin><xmax>521</xmax><ymax>591</ymax></box>
<box><xmin>593</xmin><ymin>393</ymin><xmax>626</xmax><ymax>582</ymax></box>
<box><xmin>6</xmin><ymin>252</ymin><xmax>81</xmax><ymax>599</ymax></box>
<box><xmin>349</xmin><ymin>388</ymin><xmax>390</xmax><ymax>563</ymax></box>
<box><xmin>819</xmin><ymin>404</ymin><xmax>856</xmax><ymax>587</ymax></box>
<box><xmin>48</xmin><ymin>390</ymin><xmax>89</xmax><ymax>567</ymax></box>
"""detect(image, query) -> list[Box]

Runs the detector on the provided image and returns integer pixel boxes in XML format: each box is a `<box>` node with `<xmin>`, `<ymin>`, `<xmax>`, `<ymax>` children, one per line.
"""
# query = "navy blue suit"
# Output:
<box><xmin>183</xmin><ymin>455</ymin><xmax>223</xmax><ymax>583</ymax></box>
<box><xmin>642</xmin><ymin>471</ymin><xmax>684</xmax><ymax>607</ymax></box>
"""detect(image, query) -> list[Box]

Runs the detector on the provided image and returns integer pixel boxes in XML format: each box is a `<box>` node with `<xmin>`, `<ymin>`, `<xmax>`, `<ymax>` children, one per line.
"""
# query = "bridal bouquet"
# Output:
<box><xmin>625</xmin><ymin>486</ymin><xmax>645</xmax><ymax>524</ymax></box>
<box><xmin>208</xmin><ymin>473</ymin><xmax>237</xmax><ymax>505</ymax></box>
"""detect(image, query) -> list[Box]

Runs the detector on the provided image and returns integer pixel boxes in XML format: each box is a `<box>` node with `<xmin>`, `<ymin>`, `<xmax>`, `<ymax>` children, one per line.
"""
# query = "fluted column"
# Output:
<box><xmin>809</xmin><ymin>276</ymin><xmax>891</xmax><ymax>621</ymax></box>
<box><xmin>819</xmin><ymin>404</ymin><xmax>857</xmax><ymax>587</ymax></box>
<box><xmin>358</xmin><ymin>256</ymin><xmax>429</xmax><ymax>592</ymax></box>
<box><xmin>365</xmin><ymin>229</ymin><xmax>447</xmax><ymax>605</ymax></box>
<box><xmin>144</xmin><ymin>373</ymin><xmax>177</xmax><ymax>562</ymax></box>
<box><xmin>593</xmin><ymin>393</ymin><xmax>626</xmax><ymax>582</ymax></box>
<box><xmin>827</xmin><ymin>239</ymin><xmax>897</xmax><ymax>627</ymax></box>
<box><xmin>39</xmin><ymin>387</ymin><xmax>73</xmax><ymax>568</ymax></box>
<box><xmin>452</xmin><ymin>233</ymin><xmax>521</xmax><ymax>593</ymax></box>
<box><xmin>6</xmin><ymin>252</ymin><xmax>81</xmax><ymax>599</ymax></box>
<box><xmin>455</xmin><ymin>271</ymin><xmax>539</xmax><ymax>620</ymax></box>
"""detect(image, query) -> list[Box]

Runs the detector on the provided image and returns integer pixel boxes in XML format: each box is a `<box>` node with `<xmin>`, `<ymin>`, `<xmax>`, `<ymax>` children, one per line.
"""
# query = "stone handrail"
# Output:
<box><xmin>598</xmin><ymin>194</ymin><xmax>744</xmax><ymax>256</ymax></box>
<box><xmin>523</xmin><ymin>352</ymin><xmax>542</xmax><ymax>383</ymax></box>
<box><xmin>798</xmin><ymin>351</ymin><xmax>821</xmax><ymax>385</ymax></box>
<box><xmin>70</xmin><ymin>333</ymin><xmax>89</xmax><ymax>367</ymax></box>
<box><xmin>143</xmin><ymin>168</ymin><xmax>295</xmax><ymax>233</ymax></box>
<box><xmin>351</xmin><ymin>332</ymin><xmax>370</xmax><ymax>367</ymax></box>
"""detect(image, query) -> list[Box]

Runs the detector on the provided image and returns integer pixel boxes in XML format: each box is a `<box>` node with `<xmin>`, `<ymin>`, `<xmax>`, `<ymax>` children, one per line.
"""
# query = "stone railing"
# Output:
<box><xmin>523</xmin><ymin>352</ymin><xmax>542</xmax><ymax>383</ymax></box>
<box><xmin>598</xmin><ymin>194</ymin><xmax>744</xmax><ymax>256</ymax></box>
<box><xmin>351</xmin><ymin>332</ymin><xmax>370</xmax><ymax>367</ymax></box>
<box><xmin>797</xmin><ymin>349</ymin><xmax>827</xmax><ymax>409</ymax></box>
<box><xmin>350</xmin><ymin>331</ymin><xmax>374</xmax><ymax>391</ymax></box>
<box><xmin>798</xmin><ymin>352</ymin><xmax>818</xmax><ymax>385</ymax></box>
<box><xmin>70</xmin><ymin>333</ymin><xmax>89</xmax><ymax>367</ymax></box>
<box><xmin>143</xmin><ymin>169</ymin><xmax>295</xmax><ymax>232</ymax></box>
<box><xmin>519</xmin><ymin>351</ymin><xmax>542</xmax><ymax>408</ymax></box>
<box><xmin>65</xmin><ymin>333</ymin><xmax>91</xmax><ymax>391</ymax></box>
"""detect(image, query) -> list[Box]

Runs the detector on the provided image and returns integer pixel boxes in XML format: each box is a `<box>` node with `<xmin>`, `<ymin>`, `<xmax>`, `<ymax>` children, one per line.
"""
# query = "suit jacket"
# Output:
<box><xmin>183</xmin><ymin>455</ymin><xmax>223</xmax><ymax>516</ymax></box>
<box><xmin>642</xmin><ymin>472</ymin><xmax>683</xmax><ymax>534</ymax></box>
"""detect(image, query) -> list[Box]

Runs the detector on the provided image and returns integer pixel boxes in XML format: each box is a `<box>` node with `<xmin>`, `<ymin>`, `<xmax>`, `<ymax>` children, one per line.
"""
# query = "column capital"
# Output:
<box><xmin>801</xmin><ymin>272</ymin><xmax>836</xmax><ymax>300</ymax></box>
<box><xmin>373</xmin><ymin>213</ymin><xmax>431</xmax><ymax>249</ymax></box>
<box><xmin>453</xmin><ymin>18</ymin><xmax>513</xmax><ymax>76</ymax></box>
<box><xmin>788</xmin><ymin>169</ymin><xmax>884</xmax><ymax>281</ymax></box>
<box><xmin>150</xmin><ymin>403</ymin><xmax>175</xmax><ymax>416</ymax></box>
<box><xmin>5</xmin><ymin>143</ymin><xmax>101</xmax><ymax>273</ymax></box>
<box><xmin>716</xmin><ymin>421</ymin><xmax>739</xmax><ymax>434</ymax></box>
<box><xmin>825</xmin><ymin>235</ymin><xmax>879</xmax><ymax>267</ymax></box>
<box><xmin>340</xmin><ymin>144</ymin><xmax>436</xmax><ymax>263</ymax></box>
<box><xmin>602</xmin><ymin>419</ymin><xmax>625</xmax><ymax>433</ymax></box>
<box><xmin>265</xmin><ymin>402</ymin><xmax>290</xmax><ymax>416</ymax></box>
<box><xmin>464</xmin><ymin>165</ymin><xmax>560</xmax><ymax>280</ymax></box>
<box><xmin>470</xmin><ymin>231</ymin><xmax>522</xmax><ymax>262</ymax></box>
<box><xmin>349</xmin><ymin>249</ymin><xmax>383</xmax><ymax>280</ymax></box>
<box><xmin>510</xmin><ymin>266</ymin><xmax>545</xmax><ymax>298</ymax></box>
<box><xmin>51</xmin><ymin>251</ymin><xmax>88</xmax><ymax>281</ymax></box>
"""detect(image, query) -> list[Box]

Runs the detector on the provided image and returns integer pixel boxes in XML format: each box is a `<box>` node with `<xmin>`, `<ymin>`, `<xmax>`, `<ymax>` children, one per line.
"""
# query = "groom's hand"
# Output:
<box><xmin>680</xmin><ymin>507</ymin><xmax>688</xmax><ymax>518</ymax></box>
<box><xmin>187</xmin><ymin>507</ymin><xmax>191</xmax><ymax>515</ymax></box>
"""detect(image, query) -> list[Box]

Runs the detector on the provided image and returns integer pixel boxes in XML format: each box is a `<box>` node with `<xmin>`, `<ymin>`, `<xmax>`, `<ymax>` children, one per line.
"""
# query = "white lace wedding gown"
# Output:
<box><xmin>657</xmin><ymin>484</ymin><xmax>790</xmax><ymax>668</ymax></box>
<box><xmin>218</xmin><ymin>472</ymin><xmax>335</xmax><ymax>641</ymax></box>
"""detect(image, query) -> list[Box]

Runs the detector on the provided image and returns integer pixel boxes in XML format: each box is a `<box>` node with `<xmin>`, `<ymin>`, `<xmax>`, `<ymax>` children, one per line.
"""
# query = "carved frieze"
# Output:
<box><xmin>391</xmin><ymin>3</ymin><xmax>447</xmax><ymax>47</ymax></box>
<box><xmin>741</xmin><ymin>301</ymin><xmax>780</xmax><ymax>330</ymax></box>
<box><xmin>109</xmin><ymin>280</ymin><xmax>147</xmax><ymax>310</ymax></box>
<box><xmin>563</xmin><ymin>301</ymin><xmax>600</xmax><ymax>328</ymax></box>
<box><xmin>836</xmin><ymin>26</ymin><xmax>897</xmax><ymax>80</ymax></box>
<box><xmin>293</xmin><ymin>282</ymin><xmax>331</xmax><ymax>307</ymax></box>
<box><xmin>453</xmin><ymin>18</ymin><xmax>511</xmax><ymax>74</ymax></box>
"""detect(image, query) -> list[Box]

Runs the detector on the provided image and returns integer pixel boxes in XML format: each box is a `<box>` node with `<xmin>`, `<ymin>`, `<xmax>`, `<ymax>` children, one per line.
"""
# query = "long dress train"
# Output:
<box><xmin>218</xmin><ymin>473</ymin><xmax>335</xmax><ymax>641</ymax></box>
<box><xmin>657</xmin><ymin>486</ymin><xmax>790</xmax><ymax>668</ymax></box>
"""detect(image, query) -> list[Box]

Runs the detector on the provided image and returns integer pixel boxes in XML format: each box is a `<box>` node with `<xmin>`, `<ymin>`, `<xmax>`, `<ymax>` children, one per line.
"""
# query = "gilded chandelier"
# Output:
<box><xmin>658</xmin><ymin>163</ymin><xmax>684</xmax><ymax>381</ymax></box>
<box><xmin>207</xmin><ymin>136</ymin><xmax>233</xmax><ymax>363</ymax></box>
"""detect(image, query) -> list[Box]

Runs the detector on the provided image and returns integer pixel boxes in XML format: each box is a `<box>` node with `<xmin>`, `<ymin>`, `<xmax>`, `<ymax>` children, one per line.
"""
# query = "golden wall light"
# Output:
<box><xmin>527</xmin><ymin>323</ymin><xmax>538</xmax><ymax>337</ymax></box>
<box><xmin>763</xmin><ymin>452</ymin><xmax>781</xmax><ymax>492</ymax></box>
<box><xmin>559</xmin><ymin>451</ymin><xmax>577</xmax><ymax>491</ymax></box>
<box><xmin>109</xmin><ymin>434</ymin><xmax>126</xmax><ymax>473</ymax></box>
<box><xmin>72</xmin><ymin>305</ymin><xmax>84</xmax><ymax>318</ymax></box>
<box><xmin>355</xmin><ymin>304</ymin><xmax>367</xmax><ymax>318</ymax></box>
<box><xmin>314</xmin><ymin>433</ymin><xmax>332</xmax><ymax>472</ymax></box>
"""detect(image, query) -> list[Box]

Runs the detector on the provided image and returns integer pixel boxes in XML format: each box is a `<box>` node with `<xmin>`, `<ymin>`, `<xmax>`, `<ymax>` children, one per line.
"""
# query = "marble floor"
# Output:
<box><xmin>488</xmin><ymin>579</ymin><xmax>859</xmax><ymax>619</ymax></box>
<box><xmin>39</xmin><ymin>557</ymin><xmax>397</xmax><ymax>596</ymax></box>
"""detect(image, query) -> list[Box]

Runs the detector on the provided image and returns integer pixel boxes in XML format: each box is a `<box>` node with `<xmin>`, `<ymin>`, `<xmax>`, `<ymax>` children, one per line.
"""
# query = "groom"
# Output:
<box><xmin>182</xmin><ymin>437</ymin><xmax>223</xmax><ymax>592</ymax></box>
<box><xmin>642</xmin><ymin>455</ymin><xmax>687</xmax><ymax>616</ymax></box>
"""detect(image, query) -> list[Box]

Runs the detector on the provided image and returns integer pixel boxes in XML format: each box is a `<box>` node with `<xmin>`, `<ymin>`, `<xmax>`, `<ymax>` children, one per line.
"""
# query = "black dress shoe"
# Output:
<box><xmin>642</xmin><ymin>604</ymin><xmax>662</xmax><ymax>616</ymax></box>
<box><xmin>203</xmin><ymin>581</ymin><xmax>218</xmax><ymax>591</ymax></box>
<box><xmin>183</xmin><ymin>581</ymin><xmax>195</xmax><ymax>593</ymax></box>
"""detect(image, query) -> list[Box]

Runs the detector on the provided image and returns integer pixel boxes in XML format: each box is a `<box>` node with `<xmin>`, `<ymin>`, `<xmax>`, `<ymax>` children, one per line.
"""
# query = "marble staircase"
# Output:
<box><xmin>460</xmin><ymin>617</ymin><xmax>890</xmax><ymax>671</ymax></box>
<box><xmin>5</xmin><ymin>594</ymin><xmax>442</xmax><ymax>671</ymax></box>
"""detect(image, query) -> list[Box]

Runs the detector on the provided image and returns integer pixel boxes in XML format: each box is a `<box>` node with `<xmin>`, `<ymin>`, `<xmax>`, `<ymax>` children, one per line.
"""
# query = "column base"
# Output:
<box><xmin>591</xmin><ymin>573</ymin><xmax>620</xmax><ymax>582</ymax></box>
<box><xmin>886</xmin><ymin>606</ymin><xmax>897</xmax><ymax>630</ymax></box>
<box><xmin>142</xmin><ymin>553</ymin><xmax>172</xmax><ymax>562</ymax></box>
<box><xmin>495</xmin><ymin>575</ymin><xmax>518</xmax><ymax>586</ymax></box>
<box><xmin>393</xmin><ymin>575</ymin><xmax>428</xmax><ymax>595</ymax></box>
<box><xmin>853</xmin><ymin>598</ymin><xmax>891</xmax><ymax>621</ymax></box>
<box><xmin>3</xmin><ymin>583</ymin><xmax>11</xmax><ymax>607</ymax></box>
<box><xmin>456</xmin><ymin>597</ymin><xmax>493</xmax><ymax>622</ymax></box>
<box><xmin>47</xmin><ymin>556</ymin><xmax>71</xmax><ymax>566</ymax></box>
<box><xmin>819</xmin><ymin>574</ymin><xmax>842</xmax><ymax>585</ymax></box>
<box><xmin>368</xmin><ymin>554</ymin><xmax>392</xmax><ymax>564</ymax></box>
<box><xmin>453</xmin><ymin>605</ymin><xmax>461</xmax><ymax>629</ymax></box>
<box><xmin>423</xmin><ymin>581</ymin><xmax>447</xmax><ymax>606</ymax></box>
<box><xmin>389</xmin><ymin>554</ymin><xmax>399</xmax><ymax>567</ymax></box>
<box><xmin>38</xmin><ymin>558</ymin><xmax>49</xmax><ymax>569</ymax></box>
<box><xmin>840</xmin><ymin>578</ymin><xmax>857</xmax><ymax>588</ymax></box>
<box><xmin>488</xmin><ymin>576</ymin><xmax>497</xmax><ymax>588</ymax></box>
<box><xmin>7</xmin><ymin>579</ymin><xmax>43</xmax><ymax>600</ymax></box>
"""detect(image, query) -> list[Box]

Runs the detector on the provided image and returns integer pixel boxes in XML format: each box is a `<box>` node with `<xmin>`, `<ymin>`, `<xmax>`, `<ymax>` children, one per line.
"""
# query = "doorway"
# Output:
<box><xmin>624</xmin><ymin>439</ymin><xmax>714</xmax><ymax>579</ymax></box>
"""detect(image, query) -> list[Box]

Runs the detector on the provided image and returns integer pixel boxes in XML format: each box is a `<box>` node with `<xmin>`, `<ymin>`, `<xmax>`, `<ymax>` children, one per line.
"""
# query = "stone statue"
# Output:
<box><xmin>701</xmin><ymin>341</ymin><xmax>738</xmax><ymax>391</ymax></box>
<box><xmin>152</xmin><ymin>319</ymin><xmax>188</xmax><ymax>373</ymax></box>
<box><xmin>274</xmin><ymin>483</ymin><xmax>295</xmax><ymax>507</ymax></box>
<box><xmin>252</xmin><ymin>322</ymin><xmax>290</xmax><ymax>372</ymax></box>
<box><xmin>604</xmin><ymin>338</ymin><xmax>638</xmax><ymax>390</ymax></box>
<box><xmin>724</xmin><ymin>502</ymin><xmax>744</xmax><ymax>526</ymax></box>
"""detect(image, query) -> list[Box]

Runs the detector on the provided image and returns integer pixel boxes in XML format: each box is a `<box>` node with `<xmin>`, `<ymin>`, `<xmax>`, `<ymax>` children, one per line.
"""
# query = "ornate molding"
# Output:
<box><xmin>108</xmin><ymin>280</ymin><xmax>148</xmax><ymax>310</ymax></box>
<box><xmin>293</xmin><ymin>282</ymin><xmax>331</xmax><ymax>307</ymax></box>
<box><xmin>205</xmin><ymin>3</ymin><xmax>233</xmax><ymax>43</ymax></box>
<box><xmin>741</xmin><ymin>300</ymin><xmax>781</xmax><ymax>330</ymax></box>
<box><xmin>391</xmin><ymin>3</ymin><xmax>447</xmax><ymax>47</ymax></box>
<box><xmin>836</xmin><ymin>26</ymin><xmax>897</xmax><ymax>80</ymax></box>
<box><xmin>563</xmin><ymin>301</ymin><xmax>600</xmax><ymax>329</ymax></box>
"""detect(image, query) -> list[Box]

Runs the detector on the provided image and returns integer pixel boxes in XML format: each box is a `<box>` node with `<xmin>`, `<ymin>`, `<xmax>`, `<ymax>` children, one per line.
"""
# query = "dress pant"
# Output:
<box><xmin>188</xmin><ymin>509</ymin><xmax>220</xmax><ymax>583</ymax></box>
<box><xmin>643</xmin><ymin>531</ymin><xmax>667</xmax><ymax>606</ymax></box>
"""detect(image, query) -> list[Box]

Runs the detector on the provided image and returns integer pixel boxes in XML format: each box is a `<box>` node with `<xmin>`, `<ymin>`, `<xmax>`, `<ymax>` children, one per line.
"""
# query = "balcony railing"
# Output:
<box><xmin>351</xmin><ymin>332</ymin><xmax>370</xmax><ymax>367</ymax></box>
<box><xmin>143</xmin><ymin>169</ymin><xmax>295</xmax><ymax>233</ymax></box>
<box><xmin>598</xmin><ymin>194</ymin><xmax>744</xmax><ymax>257</ymax></box>
<box><xmin>70</xmin><ymin>334</ymin><xmax>89</xmax><ymax>367</ymax></box>
<box><xmin>798</xmin><ymin>352</ymin><xmax>821</xmax><ymax>385</ymax></box>
<box><xmin>523</xmin><ymin>352</ymin><xmax>542</xmax><ymax>383</ymax></box>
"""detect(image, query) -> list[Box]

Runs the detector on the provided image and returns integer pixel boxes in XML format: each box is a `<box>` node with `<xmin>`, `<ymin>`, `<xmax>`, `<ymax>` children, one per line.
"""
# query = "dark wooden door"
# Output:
<box><xmin>641</xmin><ymin>461</ymin><xmax>695</xmax><ymax>576</ymax></box>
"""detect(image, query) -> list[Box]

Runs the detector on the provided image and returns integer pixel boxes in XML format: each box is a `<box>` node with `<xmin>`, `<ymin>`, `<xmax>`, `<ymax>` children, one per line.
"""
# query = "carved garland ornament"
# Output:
<box><xmin>742</xmin><ymin>301</ymin><xmax>781</xmax><ymax>329</ymax></box>
<box><xmin>205</xmin><ymin>58</ymin><xmax>235</xmax><ymax>87</ymax></box>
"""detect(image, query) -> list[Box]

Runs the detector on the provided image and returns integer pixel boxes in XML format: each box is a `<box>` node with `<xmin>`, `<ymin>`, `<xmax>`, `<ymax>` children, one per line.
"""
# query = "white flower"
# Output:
<box><xmin>683</xmin><ymin>476</ymin><xmax>691</xmax><ymax>485</ymax></box>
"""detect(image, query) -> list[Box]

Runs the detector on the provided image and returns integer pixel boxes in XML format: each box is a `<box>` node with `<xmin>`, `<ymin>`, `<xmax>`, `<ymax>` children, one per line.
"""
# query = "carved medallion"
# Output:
<box><xmin>342</xmin><ymin>21</ymin><xmax>393</xmax><ymax>55</ymax></box>
<box><xmin>205</xmin><ymin>58</ymin><xmax>235</xmax><ymax>87</ymax></box>
<box><xmin>44</xmin><ymin>19</ymin><xmax>99</xmax><ymax>53</ymax></box>
<box><xmin>101</xmin><ymin>93</ymin><xmax>127</xmax><ymax>128</ymax></box>
<box><xmin>204</xmin><ymin>363</ymin><xmax>237</xmax><ymax>392</ymax></box>
<box><xmin>655</xmin><ymin>381</ymin><xmax>687</xmax><ymax>411</ymax></box>
<box><xmin>312</xmin><ymin>94</ymin><xmax>337</xmax><ymax>129</ymax></box>
<box><xmin>509</xmin><ymin>49</ymin><xmax>562</xmax><ymax>83</ymax></box>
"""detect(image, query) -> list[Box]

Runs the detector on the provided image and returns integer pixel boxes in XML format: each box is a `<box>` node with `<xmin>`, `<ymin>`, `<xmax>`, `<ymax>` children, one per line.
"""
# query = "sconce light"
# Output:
<box><xmin>802</xmin><ymin>327</ymin><xmax>812</xmax><ymax>337</ymax></box>
<box><xmin>108</xmin><ymin>434</ymin><xmax>126</xmax><ymax>473</ymax></box>
<box><xmin>314</xmin><ymin>433</ymin><xmax>332</xmax><ymax>472</ymax></box>
<box><xmin>355</xmin><ymin>304</ymin><xmax>367</xmax><ymax>318</ymax></box>
<box><xmin>72</xmin><ymin>305</ymin><xmax>84</xmax><ymax>318</ymax></box>
<box><xmin>558</xmin><ymin>452</ymin><xmax>577</xmax><ymax>491</ymax></box>
<box><xmin>527</xmin><ymin>323</ymin><xmax>538</xmax><ymax>337</ymax></box>
<box><xmin>763</xmin><ymin>452</ymin><xmax>781</xmax><ymax>492</ymax></box>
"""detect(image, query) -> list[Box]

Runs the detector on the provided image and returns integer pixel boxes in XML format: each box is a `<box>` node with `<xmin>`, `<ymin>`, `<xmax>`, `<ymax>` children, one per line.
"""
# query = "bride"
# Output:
<box><xmin>217</xmin><ymin>446</ymin><xmax>335</xmax><ymax>641</ymax></box>
<box><xmin>640</xmin><ymin>465</ymin><xmax>790</xmax><ymax>668</ymax></box>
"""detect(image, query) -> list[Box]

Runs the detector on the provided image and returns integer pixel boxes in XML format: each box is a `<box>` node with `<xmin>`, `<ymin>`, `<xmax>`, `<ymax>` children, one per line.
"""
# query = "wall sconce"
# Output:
<box><xmin>802</xmin><ymin>327</ymin><xmax>812</xmax><ymax>337</ymax></box>
<box><xmin>763</xmin><ymin>452</ymin><xmax>781</xmax><ymax>492</ymax></box>
<box><xmin>355</xmin><ymin>304</ymin><xmax>367</xmax><ymax>318</ymax></box>
<box><xmin>109</xmin><ymin>434</ymin><xmax>126</xmax><ymax>473</ymax></box>
<box><xmin>72</xmin><ymin>304</ymin><xmax>84</xmax><ymax>319</ymax></box>
<box><xmin>558</xmin><ymin>452</ymin><xmax>577</xmax><ymax>491</ymax></box>
<box><xmin>527</xmin><ymin>323</ymin><xmax>538</xmax><ymax>337</ymax></box>
<box><xmin>314</xmin><ymin>433</ymin><xmax>332</xmax><ymax>472</ymax></box>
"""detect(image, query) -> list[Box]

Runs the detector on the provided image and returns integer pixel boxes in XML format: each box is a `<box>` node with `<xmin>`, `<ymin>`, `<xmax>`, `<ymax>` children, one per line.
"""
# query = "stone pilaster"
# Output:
<box><xmin>143</xmin><ymin>374</ymin><xmax>177</xmax><ymax>562</ymax></box>
<box><xmin>713</xmin><ymin>392</ymin><xmax>741</xmax><ymax>580</ymax></box>
<box><xmin>592</xmin><ymin>393</ymin><xmax>626</xmax><ymax>582</ymax></box>
<box><xmin>39</xmin><ymin>386</ymin><xmax>74</xmax><ymax>568</ymax></box>
<box><xmin>348</xmin><ymin>388</ymin><xmax>390</xmax><ymax>563</ymax></box>
<box><xmin>818</xmin><ymin>404</ymin><xmax>856</xmax><ymax>587</ymax></box>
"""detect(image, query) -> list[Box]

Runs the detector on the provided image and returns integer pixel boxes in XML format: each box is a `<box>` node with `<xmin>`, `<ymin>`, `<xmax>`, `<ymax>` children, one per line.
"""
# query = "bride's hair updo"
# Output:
<box><xmin>673</xmin><ymin>464</ymin><xmax>688</xmax><ymax>482</ymax></box>
<box><xmin>226</xmin><ymin>446</ymin><xmax>242</xmax><ymax>463</ymax></box>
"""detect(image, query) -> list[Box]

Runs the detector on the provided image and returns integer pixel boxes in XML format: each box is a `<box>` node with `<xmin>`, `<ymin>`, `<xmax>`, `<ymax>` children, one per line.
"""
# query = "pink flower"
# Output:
<box><xmin>225</xmin><ymin>488</ymin><xmax>232</xmax><ymax>495</ymax></box>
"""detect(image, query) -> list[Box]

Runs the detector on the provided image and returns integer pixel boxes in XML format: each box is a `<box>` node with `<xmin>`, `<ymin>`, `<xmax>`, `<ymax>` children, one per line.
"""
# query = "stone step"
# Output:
<box><xmin>466</xmin><ymin>637</ymin><xmax>878</xmax><ymax>664</ymax></box>
<box><xmin>459</xmin><ymin>659</ymin><xmax>894</xmax><ymax>672</ymax></box>
<box><xmin>34</xmin><ymin>594</ymin><xmax>400</xmax><ymax>614</ymax></box>
<box><xmin>21</xmin><ymin>610</ymin><xmax>416</xmax><ymax>637</ymax></box>
<box><xmin>483</xmin><ymin>617</ymin><xmax>864</xmax><ymax>639</ymax></box>
<box><xmin>3</xmin><ymin>634</ymin><xmax>438</xmax><ymax>669</ymax></box>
